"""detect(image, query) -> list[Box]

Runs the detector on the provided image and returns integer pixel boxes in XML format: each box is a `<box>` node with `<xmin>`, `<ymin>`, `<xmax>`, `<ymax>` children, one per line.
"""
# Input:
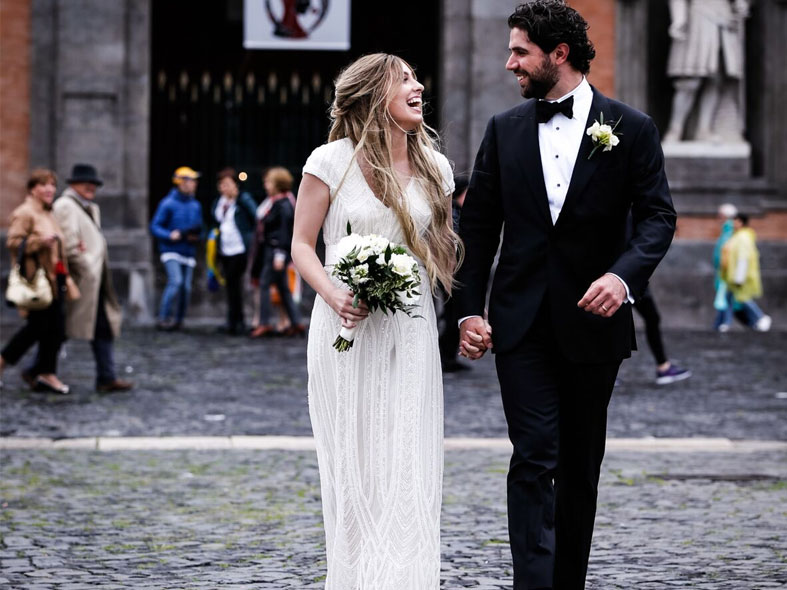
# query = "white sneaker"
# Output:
<box><xmin>717</xmin><ymin>324</ymin><xmax>730</xmax><ymax>333</ymax></box>
<box><xmin>755</xmin><ymin>315</ymin><xmax>772</xmax><ymax>332</ymax></box>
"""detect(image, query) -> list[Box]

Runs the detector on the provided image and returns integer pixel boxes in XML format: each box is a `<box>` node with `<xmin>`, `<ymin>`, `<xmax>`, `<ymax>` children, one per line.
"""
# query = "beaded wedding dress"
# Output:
<box><xmin>303</xmin><ymin>138</ymin><xmax>453</xmax><ymax>589</ymax></box>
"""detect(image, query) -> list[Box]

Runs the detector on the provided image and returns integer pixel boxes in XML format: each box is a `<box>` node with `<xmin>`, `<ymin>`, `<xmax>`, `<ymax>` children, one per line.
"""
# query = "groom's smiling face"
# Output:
<box><xmin>506</xmin><ymin>27</ymin><xmax>559</xmax><ymax>100</ymax></box>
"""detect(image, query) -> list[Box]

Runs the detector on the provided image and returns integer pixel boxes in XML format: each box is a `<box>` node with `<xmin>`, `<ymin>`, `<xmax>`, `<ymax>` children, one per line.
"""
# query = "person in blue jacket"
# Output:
<box><xmin>150</xmin><ymin>166</ymin><xmax>204</xmax><ymax>331</ymax></box>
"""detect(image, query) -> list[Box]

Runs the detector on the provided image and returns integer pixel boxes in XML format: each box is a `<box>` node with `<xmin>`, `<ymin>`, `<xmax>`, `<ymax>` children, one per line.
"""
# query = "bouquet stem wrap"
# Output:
<box><xmin>333</xmin><ymin>325</ymin><xmax>357</xmax><ymax>352</ymax></box>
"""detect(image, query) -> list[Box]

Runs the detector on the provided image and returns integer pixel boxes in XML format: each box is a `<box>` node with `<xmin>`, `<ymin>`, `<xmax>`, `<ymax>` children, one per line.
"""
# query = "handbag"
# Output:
<box><xmin>5</xmin><ymin>238</ymin><xmax>53</xmax><ymax>310</ymax></box>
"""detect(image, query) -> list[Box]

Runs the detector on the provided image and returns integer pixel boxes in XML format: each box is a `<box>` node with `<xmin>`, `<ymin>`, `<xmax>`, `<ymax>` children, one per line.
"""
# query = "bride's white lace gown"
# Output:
<box><xmin>303</xmin><ymin>138</ymin><xmax>454</xmax><ymax>590</ymax></box>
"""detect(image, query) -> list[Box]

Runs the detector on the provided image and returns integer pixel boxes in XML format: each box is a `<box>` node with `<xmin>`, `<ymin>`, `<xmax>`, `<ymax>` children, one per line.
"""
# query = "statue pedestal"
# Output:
<box><xmin>661</xmin><ymin>140</ymin><xmax>780</xmax><ymax>215</ymax></box>
<box><xmin>663</xmin><ymin>141</ymin><xmax>751</xmax><ymax>182</ymax></box>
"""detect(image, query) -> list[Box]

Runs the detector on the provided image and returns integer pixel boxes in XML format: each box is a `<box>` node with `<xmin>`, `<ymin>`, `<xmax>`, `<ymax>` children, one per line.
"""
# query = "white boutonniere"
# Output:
<box><xmin>586</xmin><ymin>112</ymin><xmax>622</xmax><ymax>160</ymax></box>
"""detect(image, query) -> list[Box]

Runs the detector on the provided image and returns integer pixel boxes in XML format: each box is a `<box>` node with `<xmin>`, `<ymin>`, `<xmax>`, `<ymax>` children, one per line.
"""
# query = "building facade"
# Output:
<box><xmin>2</xmin><ymin>0</ymin><xmax>785</xmax><ymax>326</ymax></box>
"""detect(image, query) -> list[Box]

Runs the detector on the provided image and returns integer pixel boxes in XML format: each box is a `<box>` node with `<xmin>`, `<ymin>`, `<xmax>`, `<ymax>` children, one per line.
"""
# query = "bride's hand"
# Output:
<box><xmin>328</xmin><ymin>288</ymin><xmax>370</xmax><ymax>327</ymax></box>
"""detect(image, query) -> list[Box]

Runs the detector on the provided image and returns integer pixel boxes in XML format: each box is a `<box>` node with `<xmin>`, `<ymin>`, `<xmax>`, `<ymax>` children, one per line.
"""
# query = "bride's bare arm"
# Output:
<box><xmin>292</xmin><ymin>174</ymin><xmax>369</xmax><ymax>326</ymax></box>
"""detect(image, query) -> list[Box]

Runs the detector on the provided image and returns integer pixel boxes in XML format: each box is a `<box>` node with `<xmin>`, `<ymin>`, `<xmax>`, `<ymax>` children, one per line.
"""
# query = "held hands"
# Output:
<box><xmin>169</xmin><ymin>229</ymin><xmax>182</xmax><ymax>241</ymax></box>
<box><xmin>459</xmin><ymin>316</ymin><xmax>493</xmax><ymax>360</ymax></box>
<box><xmin>329</xmin><ymin>287</ymin><xmax>370</xmax><ymax>330</ymax></box>
<box><xmin>577</xmin><ymin>274</ymin><xmax>627</xmax><ymax>318</ymax></box>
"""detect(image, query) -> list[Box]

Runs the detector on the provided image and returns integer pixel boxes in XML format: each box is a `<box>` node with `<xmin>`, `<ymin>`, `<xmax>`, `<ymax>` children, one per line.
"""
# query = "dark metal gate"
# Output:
<box><xmin>150</xmin><ymin>0</ymin><xmax>440</xmax><ymax>209</ymax></box>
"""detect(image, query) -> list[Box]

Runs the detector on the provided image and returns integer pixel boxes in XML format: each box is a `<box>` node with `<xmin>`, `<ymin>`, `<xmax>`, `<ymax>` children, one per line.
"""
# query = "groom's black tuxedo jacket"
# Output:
<box><xmin>455</xmin><ymin>88</ymin><xmax>677</xmax><ymax>363</ymax></box>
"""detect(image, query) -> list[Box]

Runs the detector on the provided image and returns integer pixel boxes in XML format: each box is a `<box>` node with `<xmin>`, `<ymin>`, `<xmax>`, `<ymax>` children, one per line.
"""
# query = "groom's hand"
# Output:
<box><xmin>459</xmin><ymin>317</ymin><xmax>493</xmax><ymax>360</ymax></box>
<box><xmin>577</xmin><ymin>274</ymin><xmax>627</xmax><ymax>318</ymax></box>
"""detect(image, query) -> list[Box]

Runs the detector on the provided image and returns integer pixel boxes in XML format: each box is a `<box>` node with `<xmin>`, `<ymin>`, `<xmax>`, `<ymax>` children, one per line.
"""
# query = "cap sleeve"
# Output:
<box><xmin>303</xmin><ymin>142</ymin><xmax>338</xmax><ymax>195</ymax></box>
<box><xmin>434</xmin><ymin>151</ymin><xmax>455</xmax><ymax>198</ymax></box>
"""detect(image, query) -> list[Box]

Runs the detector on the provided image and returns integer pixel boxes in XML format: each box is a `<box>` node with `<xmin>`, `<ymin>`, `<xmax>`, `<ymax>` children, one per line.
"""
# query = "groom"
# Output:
<box><xmin>455</xmin><ymin>2</ymin><xmax>676</xmax><ymax>588</ymax></box>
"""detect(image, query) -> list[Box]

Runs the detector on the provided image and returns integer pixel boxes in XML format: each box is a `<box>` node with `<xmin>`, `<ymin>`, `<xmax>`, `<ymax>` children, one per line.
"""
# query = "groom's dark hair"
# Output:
<box><xmin>508</xmin><ymin>1</ymin><xmax>596</xmax><ymax>75</ymax></box>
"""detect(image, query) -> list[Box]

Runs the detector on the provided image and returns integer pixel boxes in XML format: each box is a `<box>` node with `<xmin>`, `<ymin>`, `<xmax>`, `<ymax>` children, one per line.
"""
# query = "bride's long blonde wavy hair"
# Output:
<box><xmin>328</xmin><ymin>53</ymin><xmax>462</xmax><ymax>294</ymax></box>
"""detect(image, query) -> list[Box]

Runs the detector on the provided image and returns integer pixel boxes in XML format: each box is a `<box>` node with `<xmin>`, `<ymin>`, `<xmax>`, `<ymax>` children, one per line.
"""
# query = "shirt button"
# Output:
<box><xmin>555</xmin><ymin>155</ymin><xmax>559</xmax><ymax>158</ymax></box>
<box><xmin>557</xmin><ymin>183</ymin><xmax>561</xmax><ymax>187</ymax></box>
<box><xmin>556</xmin><ymin>127</ymin><xmax>560</xmax><ymax>130</ymax></box>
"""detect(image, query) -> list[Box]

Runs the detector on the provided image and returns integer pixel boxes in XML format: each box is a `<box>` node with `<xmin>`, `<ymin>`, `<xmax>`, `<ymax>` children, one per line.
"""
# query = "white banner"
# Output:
<box><xmin>244</xmin><ymin>0</ymin><xmax>351</xmax><ymax>51</ymax></box>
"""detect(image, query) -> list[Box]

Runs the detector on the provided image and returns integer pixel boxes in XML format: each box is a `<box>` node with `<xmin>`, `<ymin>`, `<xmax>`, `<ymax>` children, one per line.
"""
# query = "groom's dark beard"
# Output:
<box><xmin>517</xmin><ymin>55</ymin><xmax>560</xmax><ymax>99</ymax></box>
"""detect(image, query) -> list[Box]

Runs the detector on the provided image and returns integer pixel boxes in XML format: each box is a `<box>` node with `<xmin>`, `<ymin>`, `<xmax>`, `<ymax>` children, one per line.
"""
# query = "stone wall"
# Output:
<box><xmin>25</xmin><ymin>0</ymin><xmax>154</xmax><ymax>321</ymax></box>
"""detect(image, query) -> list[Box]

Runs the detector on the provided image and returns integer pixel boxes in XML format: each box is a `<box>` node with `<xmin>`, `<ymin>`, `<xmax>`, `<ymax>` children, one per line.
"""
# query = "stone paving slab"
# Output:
<box><xmin>0</xmin><ymin>327</ymin><xmax>785</xmax><ymax>441</ymax></box>
<box><xmin>1</xmin><ymin>447</ymin><xmax>785</xmax><ymax>589</ymax></box>
<box><xmin>2</xmin><ymin>435</ymin><xmax>787</xmax><ymax>453</ymax></box>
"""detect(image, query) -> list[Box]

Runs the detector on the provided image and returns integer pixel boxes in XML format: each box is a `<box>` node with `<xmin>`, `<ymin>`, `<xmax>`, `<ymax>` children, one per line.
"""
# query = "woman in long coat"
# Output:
<box><xmin>0</xmin><ymin>169</ymin><xmax>72</xmax><ymax>394</ymax></box>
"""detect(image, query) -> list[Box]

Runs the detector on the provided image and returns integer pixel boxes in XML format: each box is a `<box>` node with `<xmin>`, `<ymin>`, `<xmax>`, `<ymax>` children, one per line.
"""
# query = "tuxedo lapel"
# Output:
<box><xmin>510</xmin><ymin>102</ymin><xmax>552</xmax><ymax>227</ymax></box>
<box><xmin>557</xmin><ymin>89</ymin><xmax>611</xmax><ymax>226</ymax></box>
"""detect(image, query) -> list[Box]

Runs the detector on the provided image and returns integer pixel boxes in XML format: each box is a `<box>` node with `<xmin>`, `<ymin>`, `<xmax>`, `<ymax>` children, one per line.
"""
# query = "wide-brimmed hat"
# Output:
<box><xmin>67</xmin><ymin>163</ymin><xmax>103</xmax><ymax>186</ymax></box>
<box><xmin>172</xmin><ymin>166</ymin><xmax>201</xmax><ymax>184</ymax></box>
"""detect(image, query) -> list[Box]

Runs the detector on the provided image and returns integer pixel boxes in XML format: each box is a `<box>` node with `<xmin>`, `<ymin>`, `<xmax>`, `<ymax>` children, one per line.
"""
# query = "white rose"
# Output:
<box><xmin>349</xmin><ymin>263</ymin><xmax>370</xmax><ymax>284</ymax></box>
<box><xmin>357</xmin><ymin>247</ymin><xmax>371</xmax><ymax>262</ymax></box>
<box><xmin>586</xmin><ymin>121</ymin><xmax>601</xmax><ymax>137</ymax></box>
<box><xmin>390</xmin><ymin>253</ymin><xmax>416</xmax><ymax>277</ymax></box>
<box><xmin>336</xmin><ymin>233</ymin><xmax>363</xmax><ymax>259</ymax></box>
<box><xmin>369</xmin><ymin>235</ymin><xmax>390</xmax><ymax>255</ymax></box>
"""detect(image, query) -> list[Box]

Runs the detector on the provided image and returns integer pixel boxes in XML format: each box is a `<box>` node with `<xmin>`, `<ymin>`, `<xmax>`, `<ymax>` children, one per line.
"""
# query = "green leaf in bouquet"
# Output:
<box><xmin>385</xmin><ymin>245</ymin><xmax>392</xmax><ymax>263</ymax></box>
<box><xmin>346</xmin><ymin>221</ymin><xmax>352</xmax><ymax>235</ymax></box>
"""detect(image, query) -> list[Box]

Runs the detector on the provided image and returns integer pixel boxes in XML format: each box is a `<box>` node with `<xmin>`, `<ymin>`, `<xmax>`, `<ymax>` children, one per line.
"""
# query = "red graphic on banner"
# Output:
<box><xmin>265</xmin><ymin>0</ymin><xmax>330</xmax><ymax>40</ymax></box>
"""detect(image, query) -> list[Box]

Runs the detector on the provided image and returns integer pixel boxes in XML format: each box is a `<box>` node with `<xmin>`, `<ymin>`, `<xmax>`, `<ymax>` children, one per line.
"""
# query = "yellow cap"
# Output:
<box><xmin>172</xmin><ymin>166</ymin><xmax>201</xmax><ymax>184</ymax></box>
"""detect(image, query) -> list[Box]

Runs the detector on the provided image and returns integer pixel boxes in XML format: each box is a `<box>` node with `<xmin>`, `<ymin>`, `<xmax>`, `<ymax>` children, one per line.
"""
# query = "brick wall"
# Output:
<box><xmin>676</xmin><ymin>213</ymin><xmax>787</xmax><ymax>242</ymax></box>
<box><xmin>571</xmin><ymin>0</ymin><xmax>615</xmax><ymax>97</ymax></box>
<box><xmin>0</xmin><ymin>0</ymin><xmax>30</xmax><ymax>228</ymax></box>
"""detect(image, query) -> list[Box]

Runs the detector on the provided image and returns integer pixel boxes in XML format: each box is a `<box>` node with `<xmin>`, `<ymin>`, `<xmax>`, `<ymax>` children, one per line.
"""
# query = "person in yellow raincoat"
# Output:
<box><xmin>721</xmin><ymin>213</ymin><xmax>771</xmax><ymax>331</ymax></box>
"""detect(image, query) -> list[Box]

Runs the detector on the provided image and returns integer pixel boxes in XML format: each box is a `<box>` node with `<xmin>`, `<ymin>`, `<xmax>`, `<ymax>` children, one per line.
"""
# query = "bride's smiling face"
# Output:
<box><xmin>387</xmin><ymin>63</ymin><xmax>424</xmax><ymax>132</ymax></box>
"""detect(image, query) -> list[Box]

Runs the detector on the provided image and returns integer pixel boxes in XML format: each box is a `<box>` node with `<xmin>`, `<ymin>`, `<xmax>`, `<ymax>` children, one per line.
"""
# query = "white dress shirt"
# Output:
<box><xmin>539</xmin><ymin>77</ymin><xmax>593</xmax><ymax>225</ymax></box>
<box><xmin>215</xmin><ymin>197</ymin><xmax>246</xmax><ymax>256</ymax></box>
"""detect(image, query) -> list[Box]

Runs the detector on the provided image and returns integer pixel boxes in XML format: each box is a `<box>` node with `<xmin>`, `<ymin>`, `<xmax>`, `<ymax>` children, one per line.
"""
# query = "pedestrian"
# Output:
<box><xmin>210</xmin><ymin>167</ymin><xmax>257</xmax><ymax>335</ymax></box>
<box><xmin>721</xmin><ymin>213</ymin><xmax>772</xmax><ymax>331</ymax></box>
<box><xmin>249</xmin><ymin>166</ymin><xmax>304</xmax><ymax>337</ymax></box>
<box><xmin>713</xmin><ymin>202</ymin><xmax>738</xmax><ymax>331</ymax></box>
<box><xmin>51</xmin><ymin>164</ymin><xmax>133</xmax><ymax>393</ymax></box>
<box><xmin>292</xmin><ymin>53</ymin><xmax>459</xmax><ymax>587</ymax></box>
<box><xmin>149</xmin><ymin>166</ymin><xmax>204</xmax><ymax>331</ymax></box>
<box><xmin>454</xmin><ymin>2</ymin><xmax>676</xmax><ymax>588</ymax></box>
<box><xmin>439</xmin><ymin>173</ymin><xmax>470</xmax><ymax>372</ymax></box>
<box><xmin>0</xmin><ymin>169</ymin><xmax>74</xmax><ymax>394</ymax></box>
<box><xmin>633</xmin><ymin>288</ymin><xmax>691</xmax><ymax>384</ymax></box>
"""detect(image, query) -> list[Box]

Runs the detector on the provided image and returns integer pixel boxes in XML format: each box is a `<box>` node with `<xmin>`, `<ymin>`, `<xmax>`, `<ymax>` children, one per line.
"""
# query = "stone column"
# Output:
<box><xmin>29</xmin><ymin>0</ymin><xmax>153</xmax><ymax>322</ymax></box>
<box><xmin>440</xmin><ymin>0</ymin><xmax>525</xmax><ymax>173</ymax></box>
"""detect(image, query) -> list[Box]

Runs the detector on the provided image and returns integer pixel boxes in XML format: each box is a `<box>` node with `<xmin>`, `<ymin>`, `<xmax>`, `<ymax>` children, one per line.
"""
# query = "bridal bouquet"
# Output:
<box><xmin>331</xmin><ymin>223</ymin><xmax>422</xmax><ymax>352</ymax></box>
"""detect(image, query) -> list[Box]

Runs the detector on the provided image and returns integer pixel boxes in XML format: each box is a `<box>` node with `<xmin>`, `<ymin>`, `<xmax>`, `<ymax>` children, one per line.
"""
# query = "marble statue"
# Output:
<box><xmin>664</xmin><ymin>0</ymin><xmax>750</xmax><ymax>143</ymax></box>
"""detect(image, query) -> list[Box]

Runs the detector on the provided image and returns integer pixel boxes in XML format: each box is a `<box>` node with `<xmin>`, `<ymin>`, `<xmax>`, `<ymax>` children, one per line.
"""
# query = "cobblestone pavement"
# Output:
<box><xmin>1</xmin><ymin>323</ymin><xmax>786</xmax><ymax>588</ymax></box>
<box><xmin>0</xmin><ymin>325</ymin><xmax>785</xmax><ymax>440</ymax></box>
<box><xmin>1</xmin><ymin>447</ymin><xmax>785</xmax><ymax>589</ymax></box>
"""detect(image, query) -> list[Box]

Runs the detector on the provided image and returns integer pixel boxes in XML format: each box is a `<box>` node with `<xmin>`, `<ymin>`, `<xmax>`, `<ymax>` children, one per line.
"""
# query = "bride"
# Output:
<box><xmin>291</xmin><ymin>53</ymin><xmax>460</xmax><ymax>589</ymax></box>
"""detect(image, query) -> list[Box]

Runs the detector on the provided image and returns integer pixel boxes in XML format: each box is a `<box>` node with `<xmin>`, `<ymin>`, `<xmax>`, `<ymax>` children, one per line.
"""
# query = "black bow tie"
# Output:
<box><xmin>535</xmin><ymin>96</ymin><xmax>574</xmax><ymax>123</ymax></box>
